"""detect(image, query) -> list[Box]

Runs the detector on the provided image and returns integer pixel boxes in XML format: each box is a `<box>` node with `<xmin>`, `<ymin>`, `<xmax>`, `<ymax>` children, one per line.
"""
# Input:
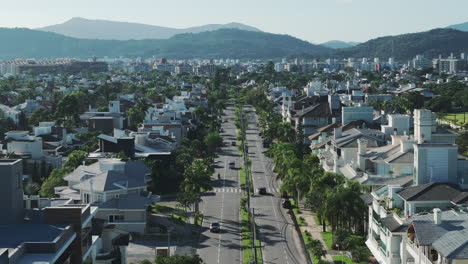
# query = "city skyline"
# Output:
<box><xmin>1</xmin><ymin>0</ymin><xmax>468</xmax><ymax>43</ymax></box>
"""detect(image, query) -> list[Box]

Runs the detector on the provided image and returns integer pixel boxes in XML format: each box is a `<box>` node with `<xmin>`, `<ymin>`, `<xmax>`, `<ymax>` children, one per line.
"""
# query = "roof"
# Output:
<box><xmin>334</xmin><ymin>128</ymin><xmax>385</xmax><ymax>148</ymax></box>
<box><xmin>99</xmin><ymin>193</ymin><xmax>152</xmax><ymax>210</ymax></box>
<box><xmin>0</xmin><ymin>223</ymin><xmax>68</xmax><ymax>249</ymax></box>
<box><xmin>397</xmin><ymin>183</ymin><xmax>464</xmax><ymax>202</ymax></box>
<box><xmin>360</xmin><ymin>175</ymin><xmax>413</xmax><ymax>187</ymax></box>
<box><xmin>360</xmin><ymin>193</ymin><xmax>373</xmax><ymax>205</ymax></box>
<box><xmin>65</xmin><ymin>160</ymin><xmax>150</xmax><ymax>192</ymax></box>
<box><xmin>380</xmin><ymin>216</ymin><xmax>406</xmax><ymax>232</ymax></box>
<box><xmin>293</xmin><ymin>103</ymin><xmax>333</xmax><ymax>118</ymax></box>
<box><xmin>432</xmin><ymin>229</ymin><xmax>468</xmax><ymax>259</ymax></box>
<box><xmin>98</xmin><ymin>134</ymin><xmax>118</xmax><ymax>143</ymax></box>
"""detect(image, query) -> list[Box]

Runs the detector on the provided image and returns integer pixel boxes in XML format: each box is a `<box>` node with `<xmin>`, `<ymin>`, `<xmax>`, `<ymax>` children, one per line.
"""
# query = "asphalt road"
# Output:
<box><xmin>198</xmin><ymin>105</ymin><xmax>243</xmax><ymax>264</ymax></box>
<box><xmin>245</xmin><ymin>106</ymin><xmax>310</xmax><ymax>264</ymax></box>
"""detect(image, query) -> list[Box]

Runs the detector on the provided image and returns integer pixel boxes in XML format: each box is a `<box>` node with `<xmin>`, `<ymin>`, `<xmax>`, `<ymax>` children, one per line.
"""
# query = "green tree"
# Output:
<box><xmin>40</xmin><ymin>168</ymin><xmax>71</xmax><ymax>197</ymax></box>
<box><xmin>332</xmin><ymin>228</ymin><xmax>350</xmax><ymax>250</ymax></box>
<box><xmin>64</xmin><ymin>150</ymin><xmax>88</xmax><ymax>169</ymax></box>
<box><xmin>307</xmin><ymin>239</ymin><xmax>326</xmax><ymax>260</ymax></box>
<box><xmin>127</xmin><ymin>100</ymin><xmax>149</xmax><ymax>129</ymax></box>
<box><xmin>180</xmin><ymin>159</ymin><xmax>213</xmax><ymax>211</ymax></box>
<box><xmin>24</xmin><ymin>182</ymin><xmax>40</xmax><ymax>196</ymax></box>
<box><xmin>350</xmin><ymin>246</ymin><xmax>371</xmax><ymax>262</ymax></box>
<box><xmin>457</xmin><ymin>132</ymin><xmax>468</xmax><ymax>156</ymax></box>
<box><xmin>55</xmin><ymin>92</ymin><xmax>82</xmax><ymax>127</ymax></box>
<box><xmin>204</xmin><ymin>132</ymin><xmax>223</xmax><ymax>153</ymax></box>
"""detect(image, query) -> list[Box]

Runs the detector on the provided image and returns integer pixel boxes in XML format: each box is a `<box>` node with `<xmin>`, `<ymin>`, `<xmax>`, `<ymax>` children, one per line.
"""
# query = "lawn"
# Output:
<box><xmin>241</xmin><ymin>199</ymin><xmax>263</xmax><ymax>264</ymax></box>
<box><xmin>332</xmin><ymin>255</ymin><xmax>367</xmax><ymax>264</ymax></box>
<box><xmin>169</xmin><ymin>213</ymin><xmax>187</xmax><ymax>224</ymax></box>
<box><xmin>437</xmin><ymin>112</ymin><xmax>468</xmax><ymax>126</ymax></box>
<box><xmin>302</xmin><ymin>231</ymin><xmax>330</xmax><ymax>264</ymax></box>
<box><xmin>290</xmin><ymin>200</ymin><xmax>302</xmax><ymax>215</ymax></box>
<box><xmin>151</xmin><ymin>204</ymin><xmax>179</xmax><ymax>213</ymax></box>
<box><xmin>321</xmin><ymin>232</ymin><xmax>333</xmax><ymax>249</ymax></box>
<box><xmin>298</xmin><ymin>216</ymin><xmax>307</xmax><ymax>226</ymax></box>
<box><xmin>240</xmin><ymin>165</ymin><xmax>246</xmax><ymax>188</ymax></box>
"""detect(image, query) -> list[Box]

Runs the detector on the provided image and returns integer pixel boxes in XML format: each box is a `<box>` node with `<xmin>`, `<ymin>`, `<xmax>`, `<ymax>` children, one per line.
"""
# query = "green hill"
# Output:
<box><xmin>331</xmin><ymin>28</ymin><xmax>468</xmax><ymax>60</ymax></box>
<box><xmin>0</xmin><ymin>28</ymin><xmax>329</xmax><ymax>60</ymax></box>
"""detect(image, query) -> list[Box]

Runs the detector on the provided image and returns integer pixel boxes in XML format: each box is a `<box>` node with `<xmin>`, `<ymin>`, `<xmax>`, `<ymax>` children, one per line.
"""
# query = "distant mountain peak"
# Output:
<box><xmin>446</xmin><ymin>21</ymin><xmax>468</xmax><ymax>32</ymax></box>
<box><xmin>36</xmin><ymin>17</ymin><xmax>262</xmax><ymax>40</ymax></box>
<box><xmin>319</xmin><ymin>40</ymin><xmax>360</xmax><ymax>49</ymax></box>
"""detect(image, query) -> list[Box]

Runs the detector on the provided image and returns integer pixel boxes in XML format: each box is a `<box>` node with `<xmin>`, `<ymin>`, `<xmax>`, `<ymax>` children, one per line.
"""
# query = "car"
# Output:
<box><xmin>281</xmin><ymin>192</ymin><xmax>289</xmax><ymax>199</ymax></box>
<box><xmin>210</xmin><ymin>222</ymin><xmax>220</xmax><ymax>233</ymax></box>
<box><xmin>229</xmin><ymin>161</ymin><xmax>235</xmax><ymax>169</ymax></box>
<box><xmin>258</xmin><ymin>132</ymin><xmax>262</xmax><ymax>136</ymax></box>
<box><xmin>258</xmin><ymin>187</ymin><xmax>267</xmax><ymax>195</ymax></box>
<box><xmin>231</xmin><ymin>141</ymin><xmax>237</xmax><ymax>146</ymax></box>
<box><xmin>282</xmin><ymin>199</ymin><xmax>292</xmax><ymax>209</ymax></box>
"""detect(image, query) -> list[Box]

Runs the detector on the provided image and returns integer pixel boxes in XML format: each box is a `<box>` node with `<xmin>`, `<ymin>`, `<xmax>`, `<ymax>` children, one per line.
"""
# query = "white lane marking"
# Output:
<box><xmin>217</xmin><ymin>157</ymin><xmax>227</xmax><ymax>264</ymax></box>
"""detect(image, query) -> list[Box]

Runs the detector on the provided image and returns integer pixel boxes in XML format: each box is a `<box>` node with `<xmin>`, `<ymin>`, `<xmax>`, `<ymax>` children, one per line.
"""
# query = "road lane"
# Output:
<box><xmin>198</xmin><ymin>105</ymin><xmax>242</xmax><ymax>264</ymax></box>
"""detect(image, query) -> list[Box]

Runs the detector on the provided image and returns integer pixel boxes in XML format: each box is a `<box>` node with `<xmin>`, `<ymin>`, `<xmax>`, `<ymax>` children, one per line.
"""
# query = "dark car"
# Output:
<box><xmin>210</xmin><ymin>222</ymin><xmax>220</xmax><ymax>233</ymax></box>
<box><xmin>281</xmin><ymin>192</ymin><xmax>289</xmax><ymax>199</ymax></box>
<box><xmin>258</xmin><ymin>187</ymin><xmax>267</xmax><ymax>195</ymax></box>
<box><xmin>231</xmin><ymin>141</ymin><xmax>237</xmax><ymax>146</ymax></box>
<box><xmin>282</xmin><ymin>199</ymin><xmax>292</xmax><ymax>209</ymax></box>
<box><xmin>262</xmin><ymin>140</ymin><xmax>270</xmax><ymax>148</ymax></box>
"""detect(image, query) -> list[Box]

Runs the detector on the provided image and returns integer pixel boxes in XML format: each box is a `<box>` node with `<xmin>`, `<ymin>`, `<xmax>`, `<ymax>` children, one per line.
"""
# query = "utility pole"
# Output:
<box><xmin>238</xmin><ymin>87</ymin><xmax>260</xmax><ymax>264</ymax></box>
<box><xmin>252</xmin><ymin>208</ymin><xmax>258</xmax><ymax>263</ymax></box>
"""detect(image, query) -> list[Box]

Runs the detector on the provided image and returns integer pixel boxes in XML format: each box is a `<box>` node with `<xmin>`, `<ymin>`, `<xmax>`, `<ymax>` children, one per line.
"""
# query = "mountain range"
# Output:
<box><xmin>2</xmin><ymin>19</ymin><xmax>468</xmax><ymax>61</ymax></box>
<box><xmin>36</xmin><ymin>17</ymin><xmax>262</xmax><ymax>40</ymax></box>
<box><xmin>319</xmin><ymin>40</ymin><xmax>360</xmax><ymax>49</ymax></box>
<box><xmin>0</xmin><ymin>28</ymin><xmax>329</xmax><ymax>60</ymax></box>
<box><xmin>446</xmin><ymin>21</ymin><xmax>468</xmax><ymax>32</ymax></box>
<box><xmin>332</xmin><ymin>28</ymin><xmax>468</xmax><ymax>60</ymax></box>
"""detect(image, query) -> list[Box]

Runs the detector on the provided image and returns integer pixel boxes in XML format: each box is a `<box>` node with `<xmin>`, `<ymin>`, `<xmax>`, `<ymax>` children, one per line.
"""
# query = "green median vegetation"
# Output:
<box><xmin>241</xmin><ymin>197</ymin><xmax>263</xmax><ymax>264</ymax></box>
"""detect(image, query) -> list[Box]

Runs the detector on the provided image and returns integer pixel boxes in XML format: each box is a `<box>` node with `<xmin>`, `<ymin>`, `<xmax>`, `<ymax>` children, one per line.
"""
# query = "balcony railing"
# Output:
<box><xmin>406</xmin><ymin>241</ymin><xmax>432</xmax><ymax>264</ymax></box>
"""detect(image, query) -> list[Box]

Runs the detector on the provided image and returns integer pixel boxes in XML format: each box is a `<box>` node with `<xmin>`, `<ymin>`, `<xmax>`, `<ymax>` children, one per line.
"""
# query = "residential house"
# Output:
<box><xmin>0</xmin><ymin>104</ymin><xmax>20</xmax><ymax>124</ymax></box>
<box><xmin>365</xmin><ymin>182</ymin><xmax>468</xmax><ymax>264</ymax></box>
<box><xmin>57</xmin><ymin>159</ymin><xmax>154</xmax><ymax>234</ymax></box>
<box><xmin>0</xmin><ymin>159</ymin><xmax>127</xmax><ymax>264</ymax></box>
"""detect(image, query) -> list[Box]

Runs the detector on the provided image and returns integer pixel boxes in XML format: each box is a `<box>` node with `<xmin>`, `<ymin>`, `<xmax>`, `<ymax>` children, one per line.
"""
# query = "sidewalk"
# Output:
<box><xmin>299</xmin><ymin>209</ymin><xmax>335</xmax><ymax>263</ymax></box>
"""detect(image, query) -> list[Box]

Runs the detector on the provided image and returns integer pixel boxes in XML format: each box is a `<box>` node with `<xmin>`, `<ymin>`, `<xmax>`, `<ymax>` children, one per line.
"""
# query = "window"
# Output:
<box><xmin>108</xmin><ymin>215</ymin><xmax>124</xmax><ymax>222</ymax></box>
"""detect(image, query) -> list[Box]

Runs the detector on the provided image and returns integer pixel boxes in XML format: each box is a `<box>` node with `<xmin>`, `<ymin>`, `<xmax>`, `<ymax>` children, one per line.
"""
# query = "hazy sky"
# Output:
<box><xmin>1</xmin><ymin>0</ymin><xmax>468</xmax><ymax>43</ymax></box>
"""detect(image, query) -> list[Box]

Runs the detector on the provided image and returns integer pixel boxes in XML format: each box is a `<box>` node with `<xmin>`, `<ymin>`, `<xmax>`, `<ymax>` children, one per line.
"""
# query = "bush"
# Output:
<box><xmin>332</xmin><ymin>228</ymin><xmax>350</xmax><ymax>250</ymax></box>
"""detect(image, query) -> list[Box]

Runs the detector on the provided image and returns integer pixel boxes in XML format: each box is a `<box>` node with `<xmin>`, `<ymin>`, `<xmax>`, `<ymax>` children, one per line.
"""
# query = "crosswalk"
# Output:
<box><xmin>212</xmin><ymin>187</ymin><xmax>279</xmax><ymax>194</ymax></box>
<box><xmin>213</xmin><ymin>187</ymin><xmax>242</xmax><ymax>193</ymax></box>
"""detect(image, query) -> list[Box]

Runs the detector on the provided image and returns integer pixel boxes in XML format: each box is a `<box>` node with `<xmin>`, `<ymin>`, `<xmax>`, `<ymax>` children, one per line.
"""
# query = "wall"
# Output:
<box><xmin>0</xmin><ymin>160</ymin><xmax>24</xmax><ymax>224</ymax></box>
<box><xmin>7</xmin><ymin>140</ymin><xmax>43</xmax><ymax>159</ymax></box>
<box><xmin>342</xmin><ymin>107</ymin><xmax>374</xmax><ymax>124</ymax></box>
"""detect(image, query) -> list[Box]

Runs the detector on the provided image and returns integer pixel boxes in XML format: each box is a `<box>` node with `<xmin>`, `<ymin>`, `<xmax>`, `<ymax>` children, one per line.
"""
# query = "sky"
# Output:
<box><xmin>1</xmin><ymin>0</ymin><xmax>468</xmax><ymax>43</ymax></box>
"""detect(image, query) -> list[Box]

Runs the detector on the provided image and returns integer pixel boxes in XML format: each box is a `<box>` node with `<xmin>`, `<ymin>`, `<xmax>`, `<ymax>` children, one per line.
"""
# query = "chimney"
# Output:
<box><xmin>334</xmin><ymin>128</ymin><xmax>342</xmax><ymax>139</ymax></box>
<box><xmin>358</xmin><ymin>138</ymin><xmax>368</xmax><ymax>155</ymax></box>
<box><xmin>433</xmin><ymin>208</ymin><xmax>442</xmax><ymax>225</ymax></box>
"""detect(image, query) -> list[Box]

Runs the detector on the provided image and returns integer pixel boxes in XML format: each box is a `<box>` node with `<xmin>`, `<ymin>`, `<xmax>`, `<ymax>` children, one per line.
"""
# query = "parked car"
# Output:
<box><xmin>282</xmin><ymin>199</ymin><xmax>292</xmax><ymax>209</ymax></box>
<box><xmin>258</xmin><ymin>187</ymin><xmax>267</xmax><ymax>195</ymax></box>
<box><xmin>210</xmin><ymin>222</ymin><xmax>220</xmax><ymax>233</ymax></box>
<box><xmin>281</xmin><ymin>192</ymin><xmax>289</xmax><ymax>199</ymax></box>
<box><xmin>229</xmin><ymin>161</ymin><xmax>235</xmax><ymax>169</ymax></box>
<box><xmin>231</xmin><ymin>141</ymin><xmax>237</xmax><ymax>146</ymax></box>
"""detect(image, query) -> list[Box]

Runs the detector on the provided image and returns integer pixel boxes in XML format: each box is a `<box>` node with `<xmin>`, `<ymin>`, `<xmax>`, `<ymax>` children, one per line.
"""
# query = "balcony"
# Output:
<box><xmin>406</xmin><ymin>241</ymin><xmax>433</xmax><ymax>264</ymax></box>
